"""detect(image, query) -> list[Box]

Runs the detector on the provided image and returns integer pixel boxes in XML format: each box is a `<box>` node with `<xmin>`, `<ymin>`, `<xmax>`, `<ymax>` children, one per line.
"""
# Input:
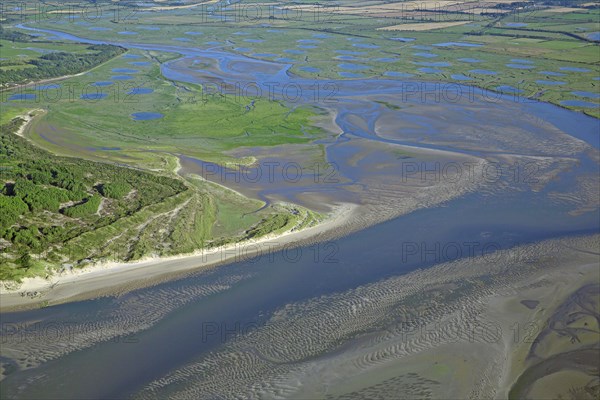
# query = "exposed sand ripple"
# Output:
<box><xmin>375</xmin><ymin>102</ymin><xmax>590</xmax><ymax>157</ymax></box>
<box><xmin>131</xmin><ymin>235</ymin><xmax>599</xmax><ymax>399</ymax></box>
<box><xmin>1</xmin><ymin>272</ymin><xmax>253</xmax><ymax>375</ymax></box>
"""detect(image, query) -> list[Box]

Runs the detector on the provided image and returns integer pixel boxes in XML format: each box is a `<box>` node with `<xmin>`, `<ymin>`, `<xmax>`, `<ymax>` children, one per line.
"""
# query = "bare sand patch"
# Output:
<box><xmin>13</xmin><ymin>109</ymin><xmax>44</xmax><ymax>137</ymax></box>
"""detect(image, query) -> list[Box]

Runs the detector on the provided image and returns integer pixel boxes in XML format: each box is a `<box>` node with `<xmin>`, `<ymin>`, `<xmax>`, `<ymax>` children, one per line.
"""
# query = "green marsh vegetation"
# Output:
<box><xmin>8</xmin><ymin>1</ymin><xmax>597</xmax><ymax>115</ymax></box>
<box><xmin>0</xmin><ymin>106</ymin><xmax>29</xmax><ymax>125</ymax></box>
<box><xmin>3</xmin><ymin>47</ymin><xmax>325</xmax><ymax>168</ymax></box>
<box><xmin>0</xmin><ymin>116</ymin><xmax>318</xmax><ymax>282</ymax></box>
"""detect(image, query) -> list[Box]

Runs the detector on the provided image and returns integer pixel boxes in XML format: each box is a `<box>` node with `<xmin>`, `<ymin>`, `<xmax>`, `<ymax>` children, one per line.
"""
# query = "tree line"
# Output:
<box><xmin>0</xmin><ymin>27</ymin><xmax>126</xmax><ymax>87</ymax></box>
<box><xmin>0</xmin><ymin>117</ymin><xmax>188</xmax><ymax>278</ymax></box>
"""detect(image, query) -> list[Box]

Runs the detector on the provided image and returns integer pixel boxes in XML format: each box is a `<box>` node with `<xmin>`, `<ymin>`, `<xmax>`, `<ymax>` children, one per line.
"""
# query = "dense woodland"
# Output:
<box><xmin>0</xmin><ymin>27</ymin><xmax>126</xmax><ymax>87</ymax></box>
<box><xmin>0</xmin><ymin>117</ymin><xmax>188</xmax><ymax>279</ymax></box>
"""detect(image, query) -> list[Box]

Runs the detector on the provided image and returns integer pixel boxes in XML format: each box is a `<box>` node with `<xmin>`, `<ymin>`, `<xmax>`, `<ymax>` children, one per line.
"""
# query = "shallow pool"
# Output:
<box><xmin>338</xmin><ymin>63</ymin><xmax>369</xmax><ymax>71</ymax></box>
<box><xmin>560</xmin><ymin>67</ymin><xmax>591</xmax><ymax>73</ymax></box>
<box><xmin>470</xmin><ymin>69</ymin><xmax>498</xmax><ymax>75</ymax></box>
<box><xmin>127</xmin><ymin>88</ymin><xmax>154</xmax><ymax>95</ymax></box>
<box><xmin>9</xmin><ymin>94</ymin><xmax>36</xmax><ymax>101</ymax></box>
<box><xmin>560</xmin><ymin>100</ymin><xmax>599</xmax><ymax>108</ymax></box>
<box><xmin>131</xmin><ymin>112</ymin><xmax>164</xmax><ymax>120</ymax></box>
<box><xmin>112</xmin><ymin>68</ymin><xmax>139</xmax><ymax>74</ymax></box>
<box><xmin>433</xmin><ymin>42</ymin><xmax>482</xmax><ymax>48</ymax></box>
<box><xmin>572</xmin><ymin>91</ymin><xmax>600</xmax><ymax>99</ymax></box>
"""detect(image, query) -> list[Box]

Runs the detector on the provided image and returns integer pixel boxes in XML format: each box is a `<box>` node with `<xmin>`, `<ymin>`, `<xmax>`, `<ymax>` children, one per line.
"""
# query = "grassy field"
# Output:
<box><xmin>3</xmin><ymin>1</ymin><xmax>597</xmax><ymax>116</ymax></box>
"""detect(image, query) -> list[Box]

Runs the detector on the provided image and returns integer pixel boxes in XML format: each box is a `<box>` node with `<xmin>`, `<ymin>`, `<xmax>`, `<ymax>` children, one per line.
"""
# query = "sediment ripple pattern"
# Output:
<box><xmin>1</xmin><ymin>271</ymin><xmax>255</xmax><ymax>373</ymax></box>
<box><xmin>133</xmin><ymin>235</ymin><xmax>599</xmax><ymax>399</ymax></box>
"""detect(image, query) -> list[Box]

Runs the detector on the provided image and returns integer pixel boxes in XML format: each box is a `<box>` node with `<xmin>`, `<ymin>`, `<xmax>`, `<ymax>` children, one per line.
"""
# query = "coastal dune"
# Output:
<box><xmin>0</xmin><ymin>202</ymin><xmax>358</xmax><ymax>310</ymax></box>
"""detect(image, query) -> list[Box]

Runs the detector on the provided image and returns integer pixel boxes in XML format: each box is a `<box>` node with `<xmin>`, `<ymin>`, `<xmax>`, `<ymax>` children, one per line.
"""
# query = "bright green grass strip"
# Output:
<box><xmin>0</xmin><ymin>106</ymin><xmax>28</xmax><ymax>125</ymax></box>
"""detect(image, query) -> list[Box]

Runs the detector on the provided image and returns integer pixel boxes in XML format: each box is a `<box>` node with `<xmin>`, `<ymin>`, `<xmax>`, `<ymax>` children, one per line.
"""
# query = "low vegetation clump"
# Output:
<box><xmin>62</xmin><ymin>196</ymin><xmax>102</xmax><ymax>218</ymax></box>
<box><xmin>98</xmin><ymin>181</ymin><xmax>132</xmax><ymax>199</ymax></box>
<box><xmin>244</xmin><ymin>214</ymin><xmax>291</xmax><ymax>239</ymax></box>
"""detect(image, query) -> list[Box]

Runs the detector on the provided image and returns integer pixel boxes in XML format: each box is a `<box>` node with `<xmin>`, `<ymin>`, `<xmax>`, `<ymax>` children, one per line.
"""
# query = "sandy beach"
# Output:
<box><xmin>13</xmin><ymin>109</ymin><xmax>44</xmax><ymax>137</ymax></box>
<box><xmin>0</xmin><ymin>202</ymin><xmax>359</xmax><ymax>311</ymax></box>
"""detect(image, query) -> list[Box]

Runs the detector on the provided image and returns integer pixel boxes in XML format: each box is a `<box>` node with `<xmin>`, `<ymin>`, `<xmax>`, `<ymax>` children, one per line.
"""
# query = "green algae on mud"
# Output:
<box><xmin>508</xmin><ymin>283</ymin><xmax>600</xmax><ymax>400</ymax></box>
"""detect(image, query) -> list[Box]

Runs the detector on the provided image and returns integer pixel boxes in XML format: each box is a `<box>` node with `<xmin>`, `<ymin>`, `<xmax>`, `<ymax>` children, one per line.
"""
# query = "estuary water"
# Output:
<box><xmin>0</xmin><ymin>25</ymin><xmax>599</xmax><ymax>399</ymax></box>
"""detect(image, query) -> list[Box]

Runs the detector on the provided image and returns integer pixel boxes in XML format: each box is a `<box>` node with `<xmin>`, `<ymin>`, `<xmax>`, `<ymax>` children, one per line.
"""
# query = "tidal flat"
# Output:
<box><xmin>0</xmin><ymin>1</ymin><xmax>599</xmax><ymax>399</ymax></box>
